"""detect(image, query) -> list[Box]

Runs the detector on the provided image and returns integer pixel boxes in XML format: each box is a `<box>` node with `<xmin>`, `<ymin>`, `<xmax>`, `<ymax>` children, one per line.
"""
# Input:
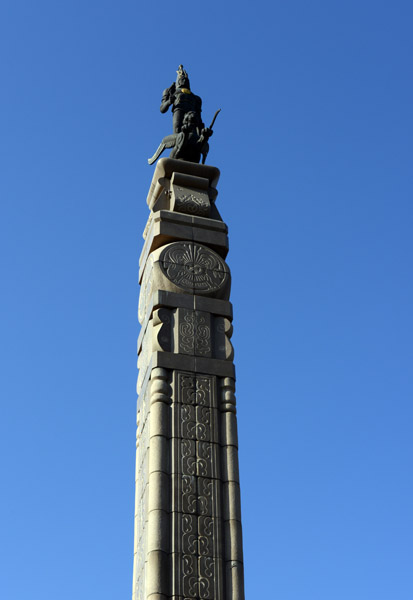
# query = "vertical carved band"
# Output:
<box><xmin>220</xmin><ymin>377</ymin><xmax>244</xmax><ymax>600</ymax></box>
<box><xmin>220</xmin><ymin>377</ymin><xmax>236</xmax><ymax>414</ymax></box>
<box><xmin>146</xmin><ymin>368</ymin><xmax>171</xmax><ymax>598</ymax></box>
<box><xmin>150</xmin><ymin>367</ymin><xmax>170</xmax><ymax>407</ymax></box>
<box><xmin>172</xmin><ymin>372</ymin><xmax>223</xmax><ymax>599</ymax></box>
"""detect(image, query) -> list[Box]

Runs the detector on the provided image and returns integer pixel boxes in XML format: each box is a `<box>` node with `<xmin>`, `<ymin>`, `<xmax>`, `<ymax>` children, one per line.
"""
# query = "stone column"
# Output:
<box><xmin>132</xmin><ymin>158</ymin><xmax>245</xmax><ymax>600</ymax></box>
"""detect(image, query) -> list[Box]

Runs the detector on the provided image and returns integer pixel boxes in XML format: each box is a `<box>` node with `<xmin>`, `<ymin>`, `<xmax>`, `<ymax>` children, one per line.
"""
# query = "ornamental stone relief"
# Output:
<box><xmin>180</xmin><ymin>374</ymin><xmax>213</xmax><ymax>407</ymax></box>
<box><xmin>159</xmin><ymin>242</ymin><xmax>229</xmax><ymax>293</ymax></box>
<box><xmin>151</xmin><ymin>307</ymin><xmax>233</xmax><ymax>360</ymax></box>
<box><xmin>172</xmin><ymin>186</ymin><xmax>211</xmax><ymax>218</ymax></box>
<box><xmin>178</xmin><ymin>308</ymin><xmax>212</xmax><ymax>357</ymax></box>
<box><xmin>171</xmin><ymin>372</ymin><xmax>222</xmax><ymax>599</ymax></box>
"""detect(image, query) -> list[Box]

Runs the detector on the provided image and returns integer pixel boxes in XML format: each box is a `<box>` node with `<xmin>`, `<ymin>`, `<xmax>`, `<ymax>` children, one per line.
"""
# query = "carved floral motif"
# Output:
<box><xmin>160</xmin><ymin>242</ymin><xmax>228</xmax><ymax>293</ymax></box>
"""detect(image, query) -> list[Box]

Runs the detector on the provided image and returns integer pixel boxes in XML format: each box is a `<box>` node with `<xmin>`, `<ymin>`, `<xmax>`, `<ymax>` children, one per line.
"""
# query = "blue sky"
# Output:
<box><xmin>1</xmin><ymin>1</ymin><xmax>412</xmax><ymax>598</ymax></box>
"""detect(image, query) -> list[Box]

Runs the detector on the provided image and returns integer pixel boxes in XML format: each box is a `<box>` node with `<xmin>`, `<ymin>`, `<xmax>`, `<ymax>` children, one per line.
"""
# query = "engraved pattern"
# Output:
<box><xmin>180</xmin><ymin>375</ymin><xmax>212</xmax><ymax>407</ymax></box>
<box><xmin>182</xmin><ymin>514</ymin><xmax>197</xmax><ymax>555</ymax></box>
<box><xmin>159</xmin><ymin>242</ymin><xmax>228</xmax><ymax>293</ymax></box>
<box><xmin>174</xmin><ymin>187</ymin><xmax>210</xmax><ymax>217</ymax></box>
<box><xmin>179</xmin><ymin>310</ymin><xmax>196</xmax><ymax>354</ymax></box>
<box><xmin>198</xmin><ymin>478</ymin><xmax>213</xmax><ymax>516</ymax></box>
<box><xmin>199</xmin><ymin>556</ymin><xmax>215</xmax><ymax>599</ymax></box>
<box><xmin>172</xmin><ymin>373</ymin><xmax>221</xmax><ymax>599</ymax></box>
<box><xmin>195</xmin><ymin>313</ymin><xmax>211</xmax><ymax>355</ymax></box>
<box><xmin>197</xmin><ymin>442</ymin><xmax>212</xmax><ymax>477</ymax></box>
<box><xmin>182</xmin><ymin>474</ymin><xmax>197</xmax><ymax>514</ymax></box>
<box><xmin>179</xmin><ymin>309</ymin><xmax>212</xmax><ymax>357</ymax></box>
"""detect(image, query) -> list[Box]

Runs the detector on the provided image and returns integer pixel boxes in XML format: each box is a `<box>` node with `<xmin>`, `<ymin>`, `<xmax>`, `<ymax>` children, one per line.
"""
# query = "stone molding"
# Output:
<box><xmin>146</xmin><ymin>158</ymin><xmax>220</xmax><ymax>212</ymax></box>
<box><xmin>140</xmin><ymin>210</ymin><xmax>228</xmax><ymax>272</ymax></box>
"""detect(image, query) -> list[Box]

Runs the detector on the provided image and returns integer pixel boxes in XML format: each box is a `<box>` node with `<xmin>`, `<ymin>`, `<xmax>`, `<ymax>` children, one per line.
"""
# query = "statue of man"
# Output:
<box><xmin>160</xmin><ymin>65</ymin><xmax>203</xmax><ymax>133</ymax></box>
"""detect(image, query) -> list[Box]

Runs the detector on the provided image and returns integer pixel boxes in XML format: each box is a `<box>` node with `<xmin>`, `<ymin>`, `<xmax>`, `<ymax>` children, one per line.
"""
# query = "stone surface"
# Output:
<box><xmin>170</xmin><ymin>172</ymin><xmax>211</xmax><ymax>218</ymax></box>
<box><xmin>133</xmin><ymin>160</ymin><xmax>244</xmax><ymax>600</ymax></box>
<box><xmin>139</xmin><ymin>210</ymin><xmax>229</xmax><ymax>271</ymax></box>
<box><xmin>146</xmin><ymin>158</ymin><xmax>220</xmax><ymax>211</ymax></box>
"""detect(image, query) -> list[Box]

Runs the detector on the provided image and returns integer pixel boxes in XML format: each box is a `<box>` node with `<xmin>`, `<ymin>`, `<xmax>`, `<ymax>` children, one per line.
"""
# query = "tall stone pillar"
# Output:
<box><xmin>132</xmin><ymin>158</ymin><xmax>245</xmax><ymax>600</ymax></box>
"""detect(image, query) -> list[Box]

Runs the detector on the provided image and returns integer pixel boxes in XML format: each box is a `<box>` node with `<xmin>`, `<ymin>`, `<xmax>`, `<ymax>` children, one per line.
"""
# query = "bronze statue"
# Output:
<box><xmin>148</xmin><ymin>65</ymin><xmax>220</xmax><ymax>165</ymax></box>
<box><xmin>160</xmin><ymin>65</ymin><xmax>203</xmax><ymax>134</ymax></box>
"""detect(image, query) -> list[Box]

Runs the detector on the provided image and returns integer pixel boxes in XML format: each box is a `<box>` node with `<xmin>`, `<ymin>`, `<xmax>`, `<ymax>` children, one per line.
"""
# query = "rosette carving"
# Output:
<box><xmin>159</xmin><ymin>242</ymin><xmax>229</xmax><ymax>293</ymax></box>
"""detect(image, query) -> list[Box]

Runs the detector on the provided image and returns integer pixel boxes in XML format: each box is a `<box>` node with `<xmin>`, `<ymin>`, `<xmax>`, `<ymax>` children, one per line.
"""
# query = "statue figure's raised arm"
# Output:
<box><xmin>160</xmin><ymin>83</ymin><xmax>175</xmax><ymax>114</ymax></box>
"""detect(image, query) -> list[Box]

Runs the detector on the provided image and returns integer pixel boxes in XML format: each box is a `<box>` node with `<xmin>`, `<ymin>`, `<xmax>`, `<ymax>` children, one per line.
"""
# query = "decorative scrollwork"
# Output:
<box><xmin>174</xmin><ymin>373</ymin><xmax>220</xmax><ymax>598</ymax></box>
<box><xmin>182</xmin><ymin>513</ymin><xmax>195</xmax><ymax>534</ymax></box>
<box><xmin>179</xmin><ymin>310</ymin><xmax>196</xmax><ymax>354</ymax></box>
<box><xmin>196</xmin><ymin>377</ymin><xmax>211</xmax><ymax>406</ymax></box>
<box><xmin>183</xmin><ymin>554</ymin><xmax>195</xmax><ymax>575</ymax></box>
<box><xmin>174</xmin><ymin>188</ymin><xmax>210</xmax><ymax>217</ymax></box>
<box><xmin>195</xmin><ymin>313</ymin><xmax>211</xmax><ymax>356</ymax></box>
<box><xmin>183</xmin><ymin>455</ymin><xmax>197</xmax><ymax>476</ymax></box>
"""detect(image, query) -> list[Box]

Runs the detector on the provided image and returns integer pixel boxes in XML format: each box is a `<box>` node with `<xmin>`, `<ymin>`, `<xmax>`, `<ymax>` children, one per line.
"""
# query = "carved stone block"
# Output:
<box><xmin>223</xmin><ymin>520</ymin><xmax>244</xmax><ymax>562</ymax></box>
<box><xmin>149</xmin><ymin>400</ymin><xmax>170</xmax><ymax>439</ymax></box>
<box><xmin>148</xmin><ymin>471</ymin><xmax>170</xmax><ymax>512</ymax></box>
<box><xmin>177</xmin><ymin>308</ymin><xmax>212</xmax><ymax>357</ymax></box>
<box><xmin>153</xmin><ymin>308</ymin><xmax>173</xmax><ymax>352</ymax></box>
<box><xmin>225</xmin><ymin>559</ymin><xmax>245</xmax><ymax>600</ymax></box>
<box><xmin>198</xmin><ymin>555</ymin><xmax>216</xmax><ymax>599</ymax></box>
<box><xmin>171</xmin><ymin>183</ymin><xmax>211</xmax><ymax>218</ymax></box>
<box><xmin>197</xmin><ymin>441</ymin><xmax>221</xmax><ymax>480</ymax></box>
<box><xmin>221</xmin><ymin>445</ymin><xmax>240</xmax><ymax>483</ymax></box>
<box><xmin>141</xmin><ymin>242</ymin><xmax>231</xmax><ymax>301</ymax></box>
<box><xmin>222</xmin><ymin>481</ymin><xmax>242</xmax><ymax>521</ymax></box>
<box><xmin>139</xmin><ymin>210</ymin><xmax>229</xmax><ymax>271</ymax></box>
<box><xmin>147</xmin><ymin>509</ymin><xmax>170</xmax><ymax>553</ymax></box>
<box><xmin>146</xmin><ymin>158</ymin><xmax>220</xmax><ymax>212</ymax></box>
<box><xmin>214</xmin><ymin>316</ymin><xmax>234</xmax><ymax>360</ymax></box>
<box><xmin>148</xmin><ymin>435</ymin><xmax>170</xmax><ymax>475</ymax></box>
<box><xmin>182</xmin><ymin>553</ymin><xmax>199</xmax><ymax>598</ymax></box>
<box><xmin>146</xmin><ymin>550</ymin><xmax>170</xmax><ymax>596</ymax></box>
<box><xmin>181</xmin><ymin>474</ymin><xmax>197</xmax><ymax>514</ymax></box>
<box><xmin>175</xmin><ymin>372</ymin><xmax>216</xmax><ymax>407</ymax></box>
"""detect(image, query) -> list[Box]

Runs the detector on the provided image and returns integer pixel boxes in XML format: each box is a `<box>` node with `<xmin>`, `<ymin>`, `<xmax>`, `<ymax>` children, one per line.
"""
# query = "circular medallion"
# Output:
<box><xmin>159</xmin><ymin>242</ymin><xmax>229</xmax><ymax>293</ymax></box>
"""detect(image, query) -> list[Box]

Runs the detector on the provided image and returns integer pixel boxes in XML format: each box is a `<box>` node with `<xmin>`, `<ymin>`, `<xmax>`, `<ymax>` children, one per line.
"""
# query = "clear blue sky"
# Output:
<box><xmin>1</xmin><ymin>1</ymin><xmax>412</xmax><ymax>598</ymax></box>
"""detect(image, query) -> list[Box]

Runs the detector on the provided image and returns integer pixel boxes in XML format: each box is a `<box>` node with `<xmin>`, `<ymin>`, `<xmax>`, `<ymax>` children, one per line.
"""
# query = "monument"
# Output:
<box><xmin>132</xmin><ymin>66</ymin><xmax>245</xmax><ymax>600</ymax></box>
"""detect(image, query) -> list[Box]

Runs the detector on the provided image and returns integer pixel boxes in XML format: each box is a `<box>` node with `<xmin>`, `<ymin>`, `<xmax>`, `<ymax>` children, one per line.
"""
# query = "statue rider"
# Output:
<box><xmin>160</xmin><ymin>65</ymin><xmax>204</xmax><ymax>133</ymax></box>
<box><xmin>148</xmin><ymin>111</ymin><xmax>212</xmax><ymax>166</ymax></box>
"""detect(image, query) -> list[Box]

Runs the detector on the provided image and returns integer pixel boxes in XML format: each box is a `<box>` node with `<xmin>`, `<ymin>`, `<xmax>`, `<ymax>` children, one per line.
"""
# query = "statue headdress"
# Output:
<box><xmin>176</xmin><ymin>64</ymin><xmax>190</xmax><ymax>89</ymax></box>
